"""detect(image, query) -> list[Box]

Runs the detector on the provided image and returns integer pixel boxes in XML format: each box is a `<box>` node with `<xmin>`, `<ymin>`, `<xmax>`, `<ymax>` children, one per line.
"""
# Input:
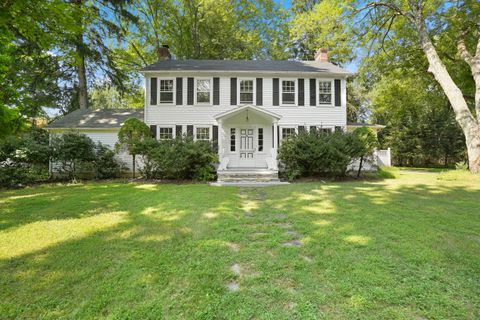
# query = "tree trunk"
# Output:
<box><xmin>357</xmin><ymin>156</ymin><xmax>363</xmax><ymax>178</ymax></box>
<box><xmin>76</xmin><ymin>34</ymin><xmax>88</xmax><ymax>110</ymax></box>
<box><xmin>411</xmin><ymin>9</ymin><xmax>480</xmax><ymax>173</ymax></box>
<box><xmin>132</xmin><ymin>154</ymin><xmax>136</xmax><ymax>179</ymax></box>
<box><xmin>74</xmin><ymin>0</ymin><xmax>88</xmax><ymax>110</ymax></box>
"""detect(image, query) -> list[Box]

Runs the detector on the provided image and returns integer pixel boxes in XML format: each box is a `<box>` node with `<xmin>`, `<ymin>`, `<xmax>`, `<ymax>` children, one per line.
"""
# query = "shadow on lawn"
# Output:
<box><xmin>0</xmin><ymin>180</ymin><xmax>479</xmax><ymax>318</ymax></box>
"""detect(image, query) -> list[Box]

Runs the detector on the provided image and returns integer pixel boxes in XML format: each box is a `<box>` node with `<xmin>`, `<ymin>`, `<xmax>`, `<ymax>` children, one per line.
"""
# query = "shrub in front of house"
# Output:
<box><xmin>138</xmin><ymin>136</ymin><xmax>217</xmax><ymax>181</ymax></box>
<box><xmin>93</xmin><ymin>143</ymin><xmax>127</xmax><ymax>179</ymax></box>
<box><xmin>51</xmin><ymin>131</ymin><xmax>125</xmax><ymax>181</ymax></box>
<box><xmin>51</xmin><ymin>131</ymin><xmax>97</xmax><ymax>180</ymax></box>
<box><xmin>278</xmin><ymin>130</ymin><xmax>359</xmax><ymax>180</ymax></box>
<box><xmin>0</xmin><ymin>128</ymin><xmax>50</xmax><ymax>188</ymax></box>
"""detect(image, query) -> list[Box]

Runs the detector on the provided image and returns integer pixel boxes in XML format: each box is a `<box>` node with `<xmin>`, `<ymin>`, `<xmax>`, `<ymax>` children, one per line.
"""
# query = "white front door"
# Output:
<box><xmin>239</xmin><ymin>128</ymin><xmax>255</xmax><ymax>167</ymax></box>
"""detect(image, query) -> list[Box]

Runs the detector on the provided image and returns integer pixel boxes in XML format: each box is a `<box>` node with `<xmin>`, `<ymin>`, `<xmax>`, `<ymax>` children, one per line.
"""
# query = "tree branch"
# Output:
<box><xmin>457</xmin><ymin>37</ymin><xmax>474</xmax><ymax>67</ymax></box>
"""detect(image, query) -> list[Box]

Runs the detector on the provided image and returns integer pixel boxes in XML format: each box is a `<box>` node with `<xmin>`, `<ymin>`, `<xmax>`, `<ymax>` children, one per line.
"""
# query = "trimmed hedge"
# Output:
<box><xmin>278</xmin><ymin>129</ymin><xmax>370</xmax><ymax>180</ymax></box>
<box><xmin>138</xmin><ymin>136</ymin><xmax>217</xmax><ymax>181</ymax></box>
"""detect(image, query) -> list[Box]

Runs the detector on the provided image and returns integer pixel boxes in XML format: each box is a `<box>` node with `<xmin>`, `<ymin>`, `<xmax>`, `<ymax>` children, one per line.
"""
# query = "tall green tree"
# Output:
<box><xmin>116</xmin><ymin>0</ymin><xmax>289</xmax><ymax>69</ymax></box>
<box><xmin>65</xmin><ymin>0</ymin><xmax>137</xmax><ymax>110</ymax></box>
<box><xmin>354</xmin><ymin>0</ymin><xmax>480</xmax><ymax>173</ymax></box>
<box><xmin>369</xmin><ymin>72</ymin><xmax>465</xmax><ymax>166</ymax></box>
<box><xmin>0</xmin><ymin>0</ymin><xmax>78</xmax><ymax>122</ymax></box>
<box><xmin>289</xmin><ymin>0</ymin><xmax>355</xmax><ymax>63</ymax></box>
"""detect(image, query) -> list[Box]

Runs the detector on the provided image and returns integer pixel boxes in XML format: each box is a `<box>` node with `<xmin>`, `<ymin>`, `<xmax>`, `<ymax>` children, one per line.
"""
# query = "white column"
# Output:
<box><xmin>273</xmin><ymin>121</ymin><xmax>278</xmax><ymax>151</ymax></box>
<box><xmin>272</xmin><ymin>121</ymin><xmax>279</xmax><ymax>170</ymax></box>
<box><xmin>218</xmin><ymin>120</ymin><xmax>223</xmax><ymax>158</ymax></box>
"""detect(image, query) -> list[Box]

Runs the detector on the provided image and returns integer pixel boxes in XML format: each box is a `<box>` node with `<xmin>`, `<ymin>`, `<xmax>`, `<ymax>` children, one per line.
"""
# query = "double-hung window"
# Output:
<box><xmin>196</xmin><ymin>127</ymin><xmax>210</xmax><ymax>141</ymax></box>
<box><xmin>281</xmin><ymin>80</ymin><xmax>296</xmax><ymax>105</ymax></box>
<box><xmin>318</xmin><ymin>80</ymin><xmax>333</xmax><ymax>105</ymax></box>
<box><xmin>196</xmin><ymin>79</ymin><xmax>211</xmax><ymax>104</ymax></box>
<box><xmin>159</xmin><ymin>79</ymin><xmax>174</xmax><ymax>104</ymax></box>
<box><xmin>282</xmin><ymin>127</ymin><xmax>296</xmax><ymax>140</ymax></box>
<box><xmin>159</xmin><ymin>127</ymin><xmax>173</xmax><ymax>140</ymax></box>
<box><xmin>239</xmin><ymin>80</ymin><xmax>254</xmax><ymax>104</ymax></box>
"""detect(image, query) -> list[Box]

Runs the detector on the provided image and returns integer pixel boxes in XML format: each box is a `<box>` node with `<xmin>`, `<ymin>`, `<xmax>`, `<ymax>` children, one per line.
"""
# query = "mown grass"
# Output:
<box><xmin>0</xmin><ymin>170</ymin><xmax>479</xmax><ymax>319</ymax></box>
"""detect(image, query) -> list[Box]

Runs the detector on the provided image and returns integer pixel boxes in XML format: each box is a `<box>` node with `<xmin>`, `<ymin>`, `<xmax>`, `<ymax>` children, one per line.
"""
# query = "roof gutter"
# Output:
<box><xmin>139</xmin><ymin>70</ymin><xmax>353</xmax><ymax>77</ymax></box>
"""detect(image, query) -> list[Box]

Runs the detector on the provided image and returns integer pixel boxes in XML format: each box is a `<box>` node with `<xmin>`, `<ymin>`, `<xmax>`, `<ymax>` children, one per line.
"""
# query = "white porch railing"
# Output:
<box><xmin>218</xmin><ymin>148</ymin><xmax>229</xmax><ymax>170</ymax></box>
<box><xmin>265</xmin><ymin>148</ymin><xmax>278</xmax><ymax>170</ymax></box>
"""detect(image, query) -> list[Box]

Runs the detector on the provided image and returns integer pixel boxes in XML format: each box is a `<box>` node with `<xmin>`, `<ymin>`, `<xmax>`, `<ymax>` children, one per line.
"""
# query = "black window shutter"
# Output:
<box><xmin>175</xmin><ymin>125</ymin><xmax>183</xmax><ymax>137</ymax></box>
<box><xmin>212</xmin><ymin>125</ymin><xmax>219</xmax><ymax>151</ymax></box>
<box><xmin>187</xmin><ymin>125</ymin><xmax>194</xmax><ymax>137</ymax></box>
<box><xmin>298</xmin><ymin>79</ymin><xmax>304</xmax><ymax>106</ymax></box>
<box><xmin>187</xmin><ymin>77</ymin><xmax>194</xmax><ymax>105</ymax></box>
<box><xmin>334</xmin><ymin>79</ymin><xmax>341</xmax><ymax>107</ymax></box>
<box><xmin>273</xmin><ymin>78</ymin><xmax>279</xmax><ymax>106</ymax></box>
<box><xmin>309</xmin><ymin>79</ymin><xmax>316</xmax><ymax>106</ymax></box>
<box><xmin>256</xmin><ymin>78</ymin><xmax>263</xmax><ymax>106</ymax></box>
<box><xmin>213</xmin><ymin>77</ymin><xmax>220</xmax><ymax>105</ymax></box>
<box><xmin>213</xmin><ymin>125</ymin><xmax>218</xmax><ymax>142</ymax></box>
<box><xmin>150</xmin><ymin>77</ymin><xmax>157</xmax><ymax>105</ymax></box>
<box><xmin>310</xmin><ymin>126</ymin><xmax>317</xmax><ymax>132</ymax></box>
<box><xmin>149</xmin><ymin>125</ymin><xmax>157</xmax><ymax>138</ymax></box>
<box><xmin>298</xmin><ymin>125</ymin><xmax>305</xmax><ymax>133</ymax></box>
<box><xmin>230</xmin><ymin>78</ymin><xmax>237</xmax><ymax>105</ymax></box>
<box><xmin>176</xmin><ymin>77</ymin><xmax>183</xmax><ymax>105</ymax></box>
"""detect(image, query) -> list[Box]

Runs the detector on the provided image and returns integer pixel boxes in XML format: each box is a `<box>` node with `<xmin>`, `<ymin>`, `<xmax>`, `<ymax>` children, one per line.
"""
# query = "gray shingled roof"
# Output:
<box><xmin>46</xmin><ymin>109</ymin><xmax>144</xmax><ymax>129</ymax></box>
<box><xmin>140</xmin><ymin>59</ymin><xmax>351</xmax><ymax>75</ymax></box>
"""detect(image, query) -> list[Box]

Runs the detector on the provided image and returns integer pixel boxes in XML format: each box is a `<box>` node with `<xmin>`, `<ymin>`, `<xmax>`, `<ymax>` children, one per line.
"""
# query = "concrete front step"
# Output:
<box><xmin>217</xmin><ymin>169</ymin><xmax>280</xmax><ymax>183</ymax></box>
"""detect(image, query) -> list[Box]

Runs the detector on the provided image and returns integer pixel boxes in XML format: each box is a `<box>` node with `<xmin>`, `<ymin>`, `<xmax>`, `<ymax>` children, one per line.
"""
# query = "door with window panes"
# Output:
<box><xmin>234</xmin><ymin>127</ymin><xmax>264</xmax><ymax>167</ymax></box>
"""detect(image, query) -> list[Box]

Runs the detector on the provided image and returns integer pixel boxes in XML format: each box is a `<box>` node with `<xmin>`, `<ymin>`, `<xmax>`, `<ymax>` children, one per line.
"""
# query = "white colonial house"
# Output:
<box><xmin>47</xmin><ymin>47</ymin><xmax>389</xmax><ymax>183</ymax></box>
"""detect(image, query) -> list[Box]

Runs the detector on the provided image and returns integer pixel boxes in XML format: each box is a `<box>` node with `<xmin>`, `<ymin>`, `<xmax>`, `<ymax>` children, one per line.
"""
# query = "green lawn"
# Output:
<box><xmin>1</xmin><ymin>170</ymin><xmax>479</xmax><ymax>319</ymax></box>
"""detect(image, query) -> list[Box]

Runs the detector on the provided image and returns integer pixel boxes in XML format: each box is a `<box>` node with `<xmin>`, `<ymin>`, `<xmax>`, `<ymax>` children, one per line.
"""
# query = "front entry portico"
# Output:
<box><xmin>214</xmin><ymin>105</ymin><xmax>282</xmax><ymax>172</ymax></box>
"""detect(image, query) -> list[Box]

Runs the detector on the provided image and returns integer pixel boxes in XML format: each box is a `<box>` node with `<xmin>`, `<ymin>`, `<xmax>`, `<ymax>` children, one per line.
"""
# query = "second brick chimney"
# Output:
<box><xmin>157</xmin><ymin>45</ymin><xmax>171</xmax><ymax>60</ymax></box>
<box><xmin>314</xmin><ymin>48</ymin><xmax>328</xmax><ymax>62</ymax></box>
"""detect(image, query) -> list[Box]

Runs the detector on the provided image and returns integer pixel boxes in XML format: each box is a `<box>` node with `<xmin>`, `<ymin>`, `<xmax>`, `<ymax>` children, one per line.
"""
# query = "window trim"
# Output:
<box><xmin>194</xmin><ymin>77</ymin><xmax>213</xmax><ymax>105</ymax></box>
<box><xmin>194</xmin><ymin>125</ymin><xmax>212</xmax><ymax>141</ymax></box>
<box><xmin>237</xmin><ymin>78</ymin><xmax>256</xmax><ymax>105</ymax></box>
<box><xmin>316</xmin><ymin>79</ymin><xmax>334</xmax><ymax>107</ymax></box>
<box><xmin>158</xmin><ymin>125</ymin><xmax>175</xmax><ymax>140</ymax></box>
<box><xmin>280</xmin><ymin>78</ymin><xmax>297</xmax><ymax>106</ymax></box>
<box><xmin>158</xmin><ymin>78</ymin><xmax>176</xmax><ymax>105</ymax></box>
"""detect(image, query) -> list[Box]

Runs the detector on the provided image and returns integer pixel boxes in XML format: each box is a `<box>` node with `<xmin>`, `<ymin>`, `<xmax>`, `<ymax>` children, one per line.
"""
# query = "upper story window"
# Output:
<box><xmin>281</xmin><ymin>80</ymin><xmax>296</xmax><ymax>105</ymax></box>
<box><xmin>196</xmin><ymin>79</ymin><xmax>211</xmax><ymax>104</ymax></box>
<box><xmin>159</xmin><ymin>79</ymin><xmax>174</xmax><ymax>104</ymax></box>
<box><xmin>239</xmin><ymin>79</ymin><xmax>254</xmax><ymax>104</ymax></box>
<box><xmin>318</xmin><ymin>80</ymin><xmax>333</xmax><ymax>105</ymax></box>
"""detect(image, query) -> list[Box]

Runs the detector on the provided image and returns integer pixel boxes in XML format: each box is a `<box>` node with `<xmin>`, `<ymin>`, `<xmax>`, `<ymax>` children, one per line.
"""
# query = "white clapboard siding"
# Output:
<box><xmin>145</xmin><ymin>76</ymin><xmax>347</xmax><ymax>128</ymax></box>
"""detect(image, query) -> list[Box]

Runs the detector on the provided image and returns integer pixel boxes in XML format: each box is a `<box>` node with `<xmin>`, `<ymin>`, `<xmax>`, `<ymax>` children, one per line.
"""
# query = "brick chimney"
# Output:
<box><xmin>314</xmin><ymin>48</ymin><xmax>328</xmax><ymax>62</ymax></box>
<box><xmin>157</xmin><ymin>45</ymin><xmax>171</xmax><ymax>60</ymax></box>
